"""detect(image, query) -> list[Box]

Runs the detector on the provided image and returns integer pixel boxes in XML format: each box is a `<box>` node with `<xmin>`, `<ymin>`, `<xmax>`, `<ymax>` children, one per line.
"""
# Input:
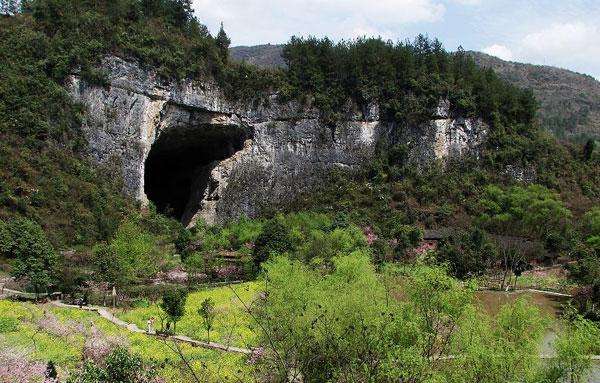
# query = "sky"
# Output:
<box><xmin>191</xmin><ymin>0</ymin><xmax>600</xmax><ymax>80</ymax></box>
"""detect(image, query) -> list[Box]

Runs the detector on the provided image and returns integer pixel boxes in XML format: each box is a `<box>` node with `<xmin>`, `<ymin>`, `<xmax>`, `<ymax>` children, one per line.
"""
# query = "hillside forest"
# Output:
<box><xmin>1</xmin><ymin>1</ymin><xmax>600</xmax><ymax>382</ymax></box>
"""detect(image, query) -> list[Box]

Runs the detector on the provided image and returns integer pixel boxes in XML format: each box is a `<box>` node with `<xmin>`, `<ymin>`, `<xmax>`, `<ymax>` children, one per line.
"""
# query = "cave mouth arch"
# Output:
<box><xmin>144</xmin><ymin>122</ymin><xmax>249</xmax><ymax>225</ymax></box>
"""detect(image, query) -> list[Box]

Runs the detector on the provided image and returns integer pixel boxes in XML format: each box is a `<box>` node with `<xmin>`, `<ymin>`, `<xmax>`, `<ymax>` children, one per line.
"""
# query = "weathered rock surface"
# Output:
<box><xmin>67</xmin><ymin>56</ymin><xmax>487</xmax><ymax>225</ymax></box>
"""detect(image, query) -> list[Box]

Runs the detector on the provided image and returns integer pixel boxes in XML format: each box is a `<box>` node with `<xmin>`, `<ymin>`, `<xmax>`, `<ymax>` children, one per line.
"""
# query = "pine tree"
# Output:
<box><xmin>215</xmin><ymin>22</ymin><xmax>231</xmax><ymax>62</ymax></box>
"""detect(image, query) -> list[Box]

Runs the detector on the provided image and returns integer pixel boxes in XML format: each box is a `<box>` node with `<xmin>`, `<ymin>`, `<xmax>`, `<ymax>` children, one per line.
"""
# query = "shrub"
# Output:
<box><xmin>0</xmin><ymin>218</ymin><xmax>59</xmax><ymax>294</ymax></box>
<box><xmin>252</xmin><ymin>217</ymin><xmax>294</xmax><ymax>268</ymax></box>
<box><xmin>68</xmin><ymin>346</ymin><xmax>159</xmax><ymax>383</ymax></box>
<box><xmin>256</xmin><ymin>255</ymin><xmax>477</xmax><ymax>381</ymax></box>
<box><xmin>436</xmin><ymin>228</ymin><xmax>498</xmax><ymax>279</ymax></box>
<box><xmin>159</xmin><ymin>287</ymin><xmax>188</xmax><ymax>332</ymax></box>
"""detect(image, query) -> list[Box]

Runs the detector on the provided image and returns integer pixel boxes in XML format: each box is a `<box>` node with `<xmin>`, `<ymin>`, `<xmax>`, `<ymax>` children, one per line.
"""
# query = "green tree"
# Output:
<box><xmin>542</xmin><ymin>318</ymin><xmax>600</xmax><ymax>383</ymax></box>
<box><xmin>174</xmin><ymin>225</ymin><xmax>192</xmax><ymax>260</ymax></box>
<box><xmin>198</xmin><ymin>297</ymin><xmax>216</xmax><ymax>342</ymax></box>
<box><xmin>159</xmin><ymin>288</ymin><xmax>187</xmax><ymax>333</ymax></box>
<box><xmin>252</xmin><ymin>217</ymin><xmax>294</xmax><ymax>269</ymax></box>
<box><xmin>436</xmin><ymin>228</ymin><xmax>498</xmax><ymax>279</ymax></box>
<box><xmin>583</xmin><ymin>139</ymin><xmax>597</xmax><ymax>161</ymax></box>
<box><xmin>67</xmin><ymin>346</ymin><xmax>158</xmax><ymax>383</ymax></box>
<box><xmin>92</xmin><ymin>243</ymin><xmax>133</xmax><ymax>306</ymax></box>
<box><xmin>477</xmin><ymin>184</ymin><xmax>572</xmax><ymax>245</ymax></box>
<box><xmin>582</xmin><ymin>206</ymin><xmax>600</xmax><ymax>249</ymax></box>
<box><xmin>0</xmin><ymin>218</ymin><xmax>59</xmax><ymax>296</ymax></box>
<box><xmin>92</xmin><ymin>219</ymin><xmax>160</xmax><ymax>305</ymax></box>
<box><xmin>391</xmin><ymin>224</ymin><xmax>423</xmax><ymax>258</ymax></box>
<box><xmin>215</xmin><ymin>22</ymin><xmax>231</xmax><ymax>61</ymax></box>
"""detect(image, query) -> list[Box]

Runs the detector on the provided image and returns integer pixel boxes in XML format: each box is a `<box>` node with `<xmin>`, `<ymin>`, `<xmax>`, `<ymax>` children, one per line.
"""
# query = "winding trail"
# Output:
<box><xmin>476</xmin><ymin>287</ymin><xmax>573</xmax><ymax>298</ymax></box>
<box><xmin>3</xmin><ymin>286</ymin><xmax>596</xmax><ymax>360</ymax></box>
<box><xmin>50</xmin><ymin>301</ymin><xmax>253</xmax><ymax>355</ymax></box>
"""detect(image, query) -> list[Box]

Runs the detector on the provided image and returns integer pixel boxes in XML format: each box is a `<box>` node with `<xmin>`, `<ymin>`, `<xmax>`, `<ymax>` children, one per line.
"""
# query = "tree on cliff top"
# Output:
<box><xmin>215</xmin><ymin>22</ymin><xmax>231</xmax><ymax>62</ymax></box>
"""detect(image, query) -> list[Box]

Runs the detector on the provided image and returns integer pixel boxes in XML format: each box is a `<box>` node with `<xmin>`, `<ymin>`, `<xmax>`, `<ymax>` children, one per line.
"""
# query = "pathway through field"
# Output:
<box><xmin>50</xmin><ymin>301</ymin><xmax>253</xmax><ymax>355</ymax></box>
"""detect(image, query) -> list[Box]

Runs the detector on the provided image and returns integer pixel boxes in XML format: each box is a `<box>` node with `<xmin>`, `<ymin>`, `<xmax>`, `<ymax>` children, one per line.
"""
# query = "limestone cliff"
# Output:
<box><xmin>67</xmin><ymin>56</ymin><xmax>486</xmax><ymax>226</ymax></box>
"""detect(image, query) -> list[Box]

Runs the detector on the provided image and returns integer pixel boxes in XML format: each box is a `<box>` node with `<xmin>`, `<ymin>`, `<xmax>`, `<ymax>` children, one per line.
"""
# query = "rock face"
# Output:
<box><xmin>67</xmin><ymin>56</ymin><xmax>487</xmax><ymax>226</ymax></box>
<box><xmin>397</xmin><ymin>99</ymin><xmax>487</xmax><ymax>166</ymax></box>
<box><xmin>231</xmin><ymin>44</ymin><xmax>600</xmax><ymax>140</ymax></box>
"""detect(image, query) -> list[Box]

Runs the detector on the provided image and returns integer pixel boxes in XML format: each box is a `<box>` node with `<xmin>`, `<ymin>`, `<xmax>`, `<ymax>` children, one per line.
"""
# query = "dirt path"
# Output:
<box><xmin>476</xmin><ymin>287</ymin><xmax>573</xmax><ymax>298</ymax></box>
<box><xmin>50</xmin><ymin>301</ymin><xmax>253</xmax><ymax>355</ymax></box>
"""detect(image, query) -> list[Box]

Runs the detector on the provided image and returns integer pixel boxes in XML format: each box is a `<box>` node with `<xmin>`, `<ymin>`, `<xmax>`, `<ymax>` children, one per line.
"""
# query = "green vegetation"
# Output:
<box><xmin>66</xmin><ymin>347</ymin><xmax>159</xmax><ymax>383</ymax></box>
<box><xmin>92</xmin><ymin>214</ymin><xmax>180</xmax><ymax>301</ymax></box>
<box><xmin>0</xmin><ymin>218</ymin><xmax>59</xmax><ymax>295</ymax></box>
<box><xmin>545</xmin><ymin>318</ymin><xmax>600</xmax><ymax>383</ymax></box>
<box><xmin>568</xmin><ymin>206</ymin><xmax>600</xmax><ymax>321</ymax></box>
<box><xmin>282</xmin><ymin>36</ymin><xmax>535</xmax><ymax>127</ymax></box>
<box><xmin>116</xmin><ymin>282</ymin><xmax>259</xmax><ymax>346</ymax></box>
<box><xmin>252</xmin><ymin>254</ymin><xmax>599</xmax><ymax>382</ymax></box>
<box><xmin>0</xmin><ymin>8</ymin><xmax>133</xmax><ymax>248</ymax></box>
<box><xmin>0</xmin><ymin>299</ymin><xmax>253</xmax><ymax>382</ymax></box>
<box><xmin>198</xmin><ymin>298</ymin><xmax>216</xmax><ymax>342</ymax></box>
<box><xmin>476</xmin><ymin>184</ymin><xmax>572</xmax><ymax>247</ymax></box>
<box><xmin>436</xmin><ymin>227</ymin><xmax>498</xmax><ymax>279</ymax></box>
<box><xmin>1</xmin><ymin>1</ymin><xmax>600</xmax><ymax>382</ymax></box>
<box><xmin>159</xmin><ymin>288</ymin><xmax>187</xmax><ymax>333</ymax></box>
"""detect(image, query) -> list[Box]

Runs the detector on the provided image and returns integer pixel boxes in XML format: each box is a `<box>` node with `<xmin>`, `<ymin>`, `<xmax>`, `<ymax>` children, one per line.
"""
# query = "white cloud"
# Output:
<box><xmin>482</xmin><ymin>44</ymin><xmax>513</xmax><ymax>61</ymax></box>
<box><xmin>483</xmin><ymin>22</ymin><xmax>600</xmax><ymax>79</ymax></box>
<box><xmin>189</xmin><ymin>0</ymin><xmax>600</xmax><ymax>79</ymax></box>
<box><xmin>450</xmin><ymin>0</ymin><xmax>481</xmax><ymax>5</ymax></box>
<box><xmin>192</xmin><ymin>0</ymin><xmax>445</xmax><ymax>45</ymax></box>
<box><xmin>520</xmin><ymin>22</ymin><xmax>600</xmax><ymax>65</ymax></box>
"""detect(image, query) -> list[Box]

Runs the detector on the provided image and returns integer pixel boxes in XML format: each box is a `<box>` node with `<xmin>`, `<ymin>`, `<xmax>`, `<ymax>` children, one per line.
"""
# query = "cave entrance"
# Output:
<box><xmin>144</xmin><ymin>123</ymin><xmax>249</xmax><ymax>225</ymax></box>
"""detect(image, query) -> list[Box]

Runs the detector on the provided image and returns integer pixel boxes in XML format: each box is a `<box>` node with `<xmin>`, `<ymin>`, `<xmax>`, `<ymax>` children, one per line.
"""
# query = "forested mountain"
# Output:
<box><xmin>229</xmin><ymin>43</ymin><xmax>286</xmax><ymax>69</ymax></box>
<box><xmin>230</xmin><ymin>44</ymin><xmax>600</xmax><ymax>140</ymax></box>
<box><xmin>468</xmin><ymin>51</ymin><xmax>600</xmax><ymax>141</ymax></box>
<box><xmin>1</xmin><ymin>2</ymin><xmax>600</xmax><ymax>382</ymax></box>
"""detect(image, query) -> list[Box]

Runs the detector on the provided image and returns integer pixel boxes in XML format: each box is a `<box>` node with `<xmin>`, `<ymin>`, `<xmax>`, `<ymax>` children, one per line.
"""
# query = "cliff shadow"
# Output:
<box><xmin>144</xmin><ymin>122</ymin><xmax>250</xmax><ymax>225</ymax></box>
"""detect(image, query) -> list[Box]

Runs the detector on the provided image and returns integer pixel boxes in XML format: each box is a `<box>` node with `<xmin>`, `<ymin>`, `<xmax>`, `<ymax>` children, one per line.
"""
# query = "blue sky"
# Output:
<box><xmin>192</xmin><ymin>0</ymin><xmax>600</xmax><ymax>80</ymax></box>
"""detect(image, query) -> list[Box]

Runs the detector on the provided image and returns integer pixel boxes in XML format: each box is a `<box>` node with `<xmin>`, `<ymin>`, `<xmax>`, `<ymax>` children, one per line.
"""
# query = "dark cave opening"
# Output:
<box><xmin>144</xmin><ymin>123</ymin><xmax>249</xmax><ymax>223</ymax></box>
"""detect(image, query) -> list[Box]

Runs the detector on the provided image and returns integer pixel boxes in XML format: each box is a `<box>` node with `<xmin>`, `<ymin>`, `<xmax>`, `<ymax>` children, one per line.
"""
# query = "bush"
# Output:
<box><xmin>0</xmin><ymin>218</ymin><xmax>59</xmax><ymax>294</ymax></box>
<box><xmin>296</xmin><ymin>225</ymin><xmax>367</xmax><ymax>265</ymax></box>
<box><xmin>436</xmin><ymin>228</ymin><xmax>498</xmax><ymax>279</ymax></box>
<box><xmin>252</xmin><ymin>217</ymin><xmax>294</xmax><ymax>268</ymax></box>
<box><xmin>159</xmin><ymin>287</ymin><xmax>188</xmax><ymax>332</ymax></box>
<box><xmin>67</xmin><ymin>346</ymin><xmax>159</xmax><ymax>383</ymax></box>
<box><xmin>255</xmin><ymin>255</ymin><xmax>551</xmax><ymax>382</ymax></box>
<box><xmin>543</xmin><ymin>318</ymin><xmax>600</xmax><ymax>382</ymax></box>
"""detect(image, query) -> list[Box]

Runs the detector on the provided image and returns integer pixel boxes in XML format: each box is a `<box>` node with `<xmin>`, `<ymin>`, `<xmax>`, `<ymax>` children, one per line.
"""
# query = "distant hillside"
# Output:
<box><xmin>230</xmin><ymin>44</ymin><xmax>286</xmax><ymax>69</ymax></box>
<box><xmin>230</xmin><ymin>45</ymin><xmax>600</xmax><ymax>140</ymax></box>
<box><xmin>468</xmin><ymin>52</ymin><xmax>600</xmax><ymax>141</ymax></box>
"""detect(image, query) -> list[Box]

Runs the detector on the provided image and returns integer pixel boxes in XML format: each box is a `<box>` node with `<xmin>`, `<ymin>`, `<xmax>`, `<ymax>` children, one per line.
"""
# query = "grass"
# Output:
<box><xmin>115</xmin><ymin>281</ymin><xmax>261</xmax><ymax>348</ymax></box>
<box><xmin>514</xmin><ymin>270</ymin><xmax>576</xmax><ymax>292</ymax></box>
<box><xmin>476</xmin><ymin>266</ymin><xmax>576</xmax><ymax>293</ymax></box>
<box><xmin>0</xmin><ymin>291</ymin><xmax>257</xmax><ymax>382</ymax></box>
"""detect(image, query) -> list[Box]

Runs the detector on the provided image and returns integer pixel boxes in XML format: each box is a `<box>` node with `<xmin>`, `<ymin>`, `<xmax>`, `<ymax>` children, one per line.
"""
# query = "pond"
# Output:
<box><xmin>474</xmin><ymin>290</ymin><xmax>600</xmax><ymax>382</ymax></box>
<box><xmin>474</xmin><ymin>289</ymin><xmax>566</xmax><ymax>318</ymax></box>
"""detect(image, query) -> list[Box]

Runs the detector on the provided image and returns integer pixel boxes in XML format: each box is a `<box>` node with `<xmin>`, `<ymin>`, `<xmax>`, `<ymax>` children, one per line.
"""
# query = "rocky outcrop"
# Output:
<box><xmin>231</xmin><ymin>44</ymin><xmax>600</xmax><ymax>140</ymax></box>
<box><xmin>67</xmin><ymin>56</ymin><xmax>487</xmax><ymax>226</ymax></box>
<box><xmin>397</xmin><ymin>100</ymin><xmax>487</xmax><ymax>166</ymax></box>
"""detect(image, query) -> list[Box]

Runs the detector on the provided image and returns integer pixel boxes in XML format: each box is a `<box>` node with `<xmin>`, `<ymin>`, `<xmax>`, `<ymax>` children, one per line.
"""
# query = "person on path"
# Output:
<box><xmin>147</xmin><ymin>317</ymin><xmax>155</xmax><ymax>334</ymax></box>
